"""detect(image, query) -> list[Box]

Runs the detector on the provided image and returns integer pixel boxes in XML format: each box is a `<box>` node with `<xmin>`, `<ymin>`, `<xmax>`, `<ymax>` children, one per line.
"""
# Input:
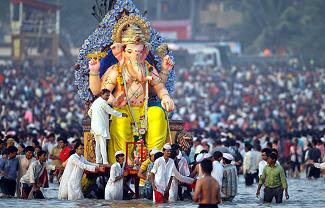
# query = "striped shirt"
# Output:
<box><xmin>221</xmin><ymin>164</ymin><xmax>237</xmax><ymax>198</ymax></box>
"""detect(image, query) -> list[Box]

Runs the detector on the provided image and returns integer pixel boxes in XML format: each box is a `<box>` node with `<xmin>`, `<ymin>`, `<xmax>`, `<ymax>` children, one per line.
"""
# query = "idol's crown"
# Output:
<box><xmin>122</xmin><ymin>24</ymin><xmax>146</xmax><ymax>45</ymax></box>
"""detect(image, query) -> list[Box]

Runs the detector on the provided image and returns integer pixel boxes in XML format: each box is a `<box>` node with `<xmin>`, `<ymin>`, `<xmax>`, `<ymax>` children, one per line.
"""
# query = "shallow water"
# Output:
<box><xmin>1</xmin><ymin>176</ymin><xmax>325</xmax><ymax>207</ymax></box>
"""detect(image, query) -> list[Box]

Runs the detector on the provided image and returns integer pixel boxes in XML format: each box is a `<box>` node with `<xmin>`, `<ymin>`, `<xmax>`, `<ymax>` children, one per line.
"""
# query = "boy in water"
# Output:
<box><xmin>193</xmin><ymin>159</ymin><xmax>221</xmax><ymax>208</ymax></box>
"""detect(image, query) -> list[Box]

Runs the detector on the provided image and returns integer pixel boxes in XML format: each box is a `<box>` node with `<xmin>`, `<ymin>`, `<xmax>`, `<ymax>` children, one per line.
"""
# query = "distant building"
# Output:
<box><xmin>135</xmin><ymin>0</ymin><xmax>242</xmax><ymax>41</ymax></box>
<box><xmin>198</xmin><ymin>1</ymin><xmax>242</xmax><ymax>40</ymax></box>
<box><xmin>10</xmin><ymin>0</ymin><xmax>60</xmax><ymax>65</ymax></box>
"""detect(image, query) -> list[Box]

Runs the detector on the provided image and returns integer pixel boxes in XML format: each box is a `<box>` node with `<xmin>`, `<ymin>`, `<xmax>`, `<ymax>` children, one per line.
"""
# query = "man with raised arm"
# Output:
<box><xmin>151</xmin><ymin>143</ymin><xmax>194</xmax><ymax>203</ymax></box>
<box><xmin>88</xmin><ymin>88</ymin><xmax>127</xmax><ymax>164</ymax></box>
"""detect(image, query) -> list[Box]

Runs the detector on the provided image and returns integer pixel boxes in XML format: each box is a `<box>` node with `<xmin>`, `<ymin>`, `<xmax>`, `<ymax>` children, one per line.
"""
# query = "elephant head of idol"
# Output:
<box><xmin>110</xmin><ymin>15</ymin><xmax>151</xmax><ymax>67</ymax></box>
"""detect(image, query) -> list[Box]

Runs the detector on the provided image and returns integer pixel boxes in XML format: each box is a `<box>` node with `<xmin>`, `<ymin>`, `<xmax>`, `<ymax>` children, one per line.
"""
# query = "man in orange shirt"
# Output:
<box><xmin>58</xmin><ymin>136</ymin><xmax>71</xmax><ymax>165</ymax></box>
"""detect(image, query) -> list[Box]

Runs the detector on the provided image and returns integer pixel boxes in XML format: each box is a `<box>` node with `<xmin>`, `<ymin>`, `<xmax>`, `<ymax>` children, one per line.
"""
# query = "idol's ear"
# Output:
<box><xmin>110</xmin><ymin>43</ymin><xmax>124</xmax><ymax>63</ymax></box>
<box><xmin>140</xmin><ymin>44</ymin><xmax>150</xmax><ymax>62</ymax></box>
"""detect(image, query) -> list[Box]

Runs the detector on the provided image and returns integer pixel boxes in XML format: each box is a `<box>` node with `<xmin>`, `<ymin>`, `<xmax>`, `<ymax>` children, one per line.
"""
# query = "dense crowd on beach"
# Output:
<box><xmin>2</xmin><ymin>62</ymin><xmax>325</xmax><ymax>147</ymax></box>
<box><xmin>0</xmin><ymin>63</ymin><xmax>84</xmax><ymax>139</ymax></box>
<box><xmin>1</xmin><ymin>62</ymin><xmax>325</xmax><ymax>205</ymax></box>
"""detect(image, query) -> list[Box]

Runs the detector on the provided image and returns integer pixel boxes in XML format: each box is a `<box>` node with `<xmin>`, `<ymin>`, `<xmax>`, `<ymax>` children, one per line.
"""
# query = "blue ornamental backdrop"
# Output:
<box><xmin>75</xmin><ymin>0</ymin><xmax>176</xmax><ymax>102</ymax></box>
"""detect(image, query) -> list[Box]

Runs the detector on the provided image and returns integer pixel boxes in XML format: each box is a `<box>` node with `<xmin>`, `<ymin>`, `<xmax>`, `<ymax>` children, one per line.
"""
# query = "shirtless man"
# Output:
<box><xmin>193</xmin><ymin>159</ymin><xmax>221</xmax><ymax>208</ymax></box>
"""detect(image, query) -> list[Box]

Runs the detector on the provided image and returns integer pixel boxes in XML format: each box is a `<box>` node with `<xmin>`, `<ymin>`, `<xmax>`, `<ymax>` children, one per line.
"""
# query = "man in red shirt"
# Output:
<box><xmin>58</xmin><ymin>136</ymin><xmax>71</xmax><ymax>164</ymax></box>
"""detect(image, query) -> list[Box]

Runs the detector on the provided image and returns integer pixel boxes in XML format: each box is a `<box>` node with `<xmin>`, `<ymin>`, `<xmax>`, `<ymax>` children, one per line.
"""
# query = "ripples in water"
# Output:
<box><xmin>1</xmin><ymin>176</ymin><xmax>325</xmax><ymax>207</ymax></box>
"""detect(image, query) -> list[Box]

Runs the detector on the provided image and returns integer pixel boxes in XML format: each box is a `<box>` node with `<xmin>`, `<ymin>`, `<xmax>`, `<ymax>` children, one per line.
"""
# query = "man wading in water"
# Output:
<box><xmin>193</xmin><ymin>159</ymin><xmax>221</xmax><ymax>208</ymax></box>
<box><xmin>256</xmin><ymin>153</ymin><xmax>289</xmax><ymax>203</ymax></box>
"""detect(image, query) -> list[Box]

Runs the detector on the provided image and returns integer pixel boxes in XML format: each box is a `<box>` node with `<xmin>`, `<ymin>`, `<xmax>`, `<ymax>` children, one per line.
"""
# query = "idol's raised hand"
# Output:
<box><xmin>161</xmin><ymin>95</ymin><xmax>174</xmax><ymax>112</ymax></box>
<box><xmin>88</xmin><ymin>59</ymin><xmax>100</xmax><ymax>72</ymax></box>
<box><xmin>162</xmin><ymin>55</ymin><xmax>174</xmax><ymax>71</ymax></box>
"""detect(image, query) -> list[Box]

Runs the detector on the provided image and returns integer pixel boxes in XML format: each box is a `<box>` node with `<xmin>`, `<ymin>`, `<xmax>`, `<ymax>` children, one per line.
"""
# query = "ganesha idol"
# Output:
<box><xmin>88</xmin><ymin>15</ymin><xmax>174</xmax><ymax>163</ymax></box>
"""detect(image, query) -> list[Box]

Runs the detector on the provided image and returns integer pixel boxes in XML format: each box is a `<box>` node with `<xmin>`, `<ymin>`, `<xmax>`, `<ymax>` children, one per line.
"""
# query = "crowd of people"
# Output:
<box><xmin>173</xmin><ymin>63</ymin><xmax>325</xmax><ymax>178</ymax></box>
<box><xmin>2</xmin><ymin>62</ymin><xmax>325</xmax><ymax>150</ymax></box>
<box><xmin>1</xmin><ymin>61</ymin><xmax>325</xmax><ymax>205</ymax></box>
<box><xmin>0</xmin><ymin>134</ymin><xmax>71</xmax><ymax>199</ymax></box>
<box><xmin>1</xmin><ymin>130</ymin><xmax>324</xmax><ymax>205</ymax></box>
<box><xmin>174</xmin><ymin>63</ymin><xmax>325</xmax><ymax>136</ymax></box>
<box><xmin>0</xmin><ymin>63</ymin><xmax>84</xmax><ymax>141</ymax></box>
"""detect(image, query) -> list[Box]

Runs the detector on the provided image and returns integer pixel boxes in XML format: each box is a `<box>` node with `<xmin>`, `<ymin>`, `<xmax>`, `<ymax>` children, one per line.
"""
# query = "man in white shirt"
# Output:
<box><xmin>171</xmin><ymin>144</ymin><xmax>190</xmax><ymax>201</ymax></box>
<box><xmin>105</xmin><ymin>150</ymin><xmax>126</xmax><ymax>200</ymax></box>
<box><xmin>151</xmin><ymin>143</ymin><xmax>194</xmax><ymax>203</ymax></box>
<box><xmin>243</xmin><ymin>143</ymin><xmax>260</xmax><ymax>186</ymax></box>
<box><xmin>259</xmin><ymin>148</ymin><xmax>281</xmax><ymax>177</ymax></box>
<box><xmin>257</xmin><ymin>148</ymin><xmax>272</xmax><ymax>202</ymax></box>
<box><xmin>16</xmin><ymin>146</ymin><xmax>35</xmax><ymax>197</ymax></box>
<box><xmin>211</xmin><ymin>151</ymin><xmax>224</xmax><ymax>188</ymax></box>
<box><xmin>58</xmin><ymin>143</ymin><xmax>104</xmax><ymax>200</ymax></box>
<box><xmin>258</xmin><ymin>148</ymin><xmax>271</xmax><ymax>177</ymax></box>
<box><xmin>88</xmin><ymin>89</ymin><xmax>127</xmax><ymax>164</ymax></box>
<box><xmin>20</xmin><ymin>150</ymin><xmax>55</xmax><ymax>199</ymax></box>
<box><xmin>41</xmin><ymin>133</ymin><xmax>56</xmax><ymax>157</ymax></box>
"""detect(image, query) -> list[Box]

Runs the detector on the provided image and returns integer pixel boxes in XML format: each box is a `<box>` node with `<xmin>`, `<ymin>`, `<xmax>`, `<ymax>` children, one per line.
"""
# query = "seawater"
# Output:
<box><xmin>1</xmin><ymin>176</ymin><xmax>325</xmax><ymax>208</ymax></box>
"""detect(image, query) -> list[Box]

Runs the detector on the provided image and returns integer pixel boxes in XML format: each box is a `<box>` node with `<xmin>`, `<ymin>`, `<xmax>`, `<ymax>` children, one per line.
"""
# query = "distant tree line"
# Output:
<box><xmin>228</xmin><ymin>0</ymin><xmax>325</xmax><ymax>64</ymax></box>
<box><xmin>1</xmin><ymin>0</ymin><xmax>325</xmax><ymax>64</ymax></box>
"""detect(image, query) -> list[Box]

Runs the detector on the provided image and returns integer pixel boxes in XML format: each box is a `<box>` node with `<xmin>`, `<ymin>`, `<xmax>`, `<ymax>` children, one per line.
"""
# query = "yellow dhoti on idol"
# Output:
<box><xmin>86</xmin><ymin>14</ymin><xmax>175</xmax><ymax>165</ymax></box>
<box><xmin>108</xmin><ymin>105</ymin><xmax>167</xmax><ymax>164</ymax></box>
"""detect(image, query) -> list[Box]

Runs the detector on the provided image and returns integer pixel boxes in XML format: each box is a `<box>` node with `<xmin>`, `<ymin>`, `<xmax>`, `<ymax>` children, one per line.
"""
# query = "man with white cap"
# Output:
<box><xmin>151</xmin><ymin>143</ymin><xmax>194</xmax><ymax>203</ymax></box>
<box><xmin>88</xmin><ymin>89</ymin><xmax>127</xmax><ymax>164</ymax></box>
<box><xmin>138</xmin><ymin>148</ymin><xmax>160</xmax><ymax>199</ymax></box>
<box><xmin>194</xmin><ymin>138</ymin><xmax>204</xmax><ymax>155</ymax></box>
<box><xmin>189</xmin><ymin>137</ymin><xmax>203</xmax><ymax>162</ymax></box>
<box><xmin>201</xmin><ymin>139</ymin><xmax>210</xmax><ymax>152</ymax></box>
<box><xmin>221</xmin><ymin>153</ymin><xmax>237</xmax><ymax>201</ymax></box>
<box><xmin>190</xmin><ymin>153</ymin><xmax>205</xmax><ymax>179</ymax></box>
<box><xmin>105</xmin><ymin>150</ymin><xmax>126</xmax><ymax>200</ymax></box>
<box><xmin>189</xmin><ymin>153</ymin><xmax>213</xmax><ymax>198</ymax></box>
<box><xmin>203</xmin><ymin>153</ymin><xmax>212</xmax><ymax>160</ymax></box>
<box><xmin>211</xmin><ymin>151</ymin><xmax>224</xmax><ymax>190</ymax></box>
<box><xmin>172</xmin><ymin>143</ymin><xmax>190</xmax><ymax>177</ymax></box>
